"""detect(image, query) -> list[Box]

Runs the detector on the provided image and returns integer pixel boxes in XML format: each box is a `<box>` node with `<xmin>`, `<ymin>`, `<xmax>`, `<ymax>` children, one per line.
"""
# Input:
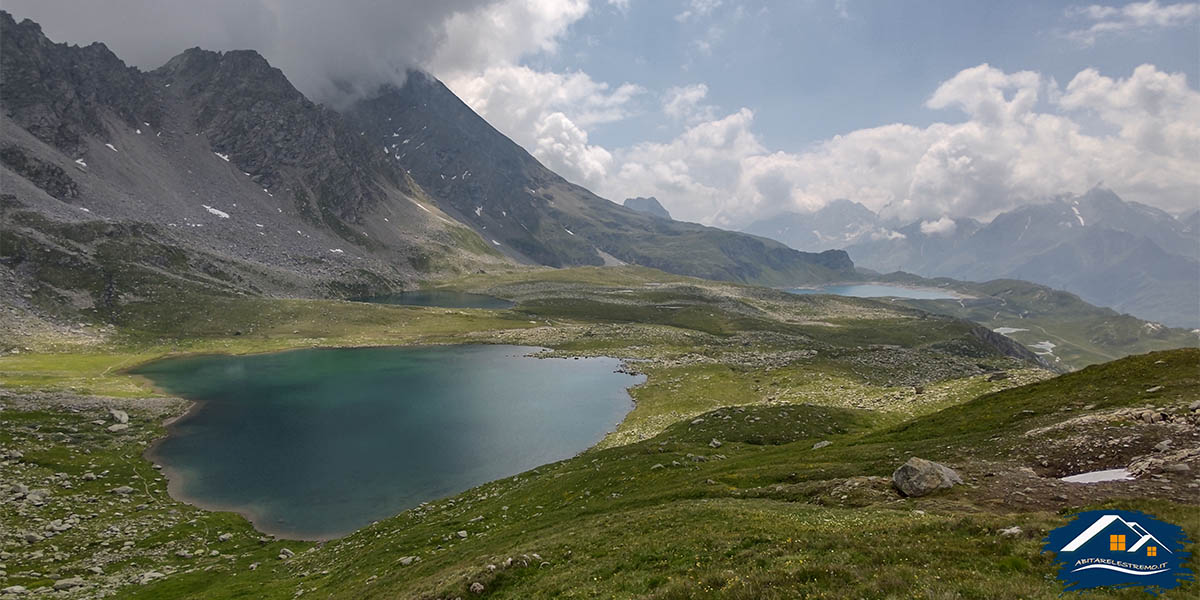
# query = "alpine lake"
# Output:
<box><xmin>135</xmin><ymin>344</ymin><xmax>643</xmax><ymax>540</ymax></box>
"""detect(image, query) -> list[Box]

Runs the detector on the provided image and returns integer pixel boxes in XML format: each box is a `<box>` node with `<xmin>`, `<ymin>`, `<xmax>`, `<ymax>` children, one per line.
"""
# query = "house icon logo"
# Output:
<box><xmin>1043</xmin><ymin>509</ymin><xmax>1194</xmax><ymax>594</ymax></box>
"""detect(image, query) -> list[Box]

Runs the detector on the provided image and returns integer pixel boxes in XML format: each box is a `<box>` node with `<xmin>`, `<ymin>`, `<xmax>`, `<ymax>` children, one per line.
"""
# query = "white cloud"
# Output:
<box><xmin>446</xmin><ymin>65</ymin><xmax>642</xmax><ymax>187</ymax></box>
<box><xmin>919</xmin><ymin>217</ymin><xmax>957</xmax><ymax>236</ymax></box>
<box><xmin>598</xmin><ymin>63</ymin><xmax>1200</xmax><ymax>226</ymax></box>
<box><xmin>429</xmin><ymin>0</ymin><xmax>590</xmax><ymax>75</ymax></box>
<box><xmin>835</xmin><ymin>0</ymin><xmax>851</xmax><ymax>19</ymax></box>
<box><xmin>1062</xmin><ymin>1</ymin><xmax>1200</xmax><ymax>45</ymax></box>
<box><xmin>662</xmin><ymin>84</ymin><xmax>716</xmax><ymax>123</ymax></box>
<box><xmin>425</xmin><ymin>1</ymin><xmax>642</xmax><ymax>188</ymax></box>
<box><xmin>675</xmin><ymin>0</ymin><xmax>723</xmax><ymax>22</ymax></box>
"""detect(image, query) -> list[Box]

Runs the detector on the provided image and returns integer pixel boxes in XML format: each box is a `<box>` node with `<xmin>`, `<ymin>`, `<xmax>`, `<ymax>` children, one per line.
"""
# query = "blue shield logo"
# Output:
<box><xmin>1043</xmin><ymin>509</ymin><xmax>1193</xmax><ymax>594</ymax></box>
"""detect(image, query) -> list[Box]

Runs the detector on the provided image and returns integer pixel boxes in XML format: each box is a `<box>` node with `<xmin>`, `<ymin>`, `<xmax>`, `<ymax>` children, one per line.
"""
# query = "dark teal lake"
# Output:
<box><xmin>136</xmin><ymin>345</ymin><xmax>641</xmax><ymax>540</ymax></box>
<box><xmin>787</xmin><ymin>283</ymin><xmax>958</xmax><ymax>300</ymax></box>
<box><xmin>354</xmin><ymin>290</ymin><xmax>514</xmax><ymax>309</ymax></box>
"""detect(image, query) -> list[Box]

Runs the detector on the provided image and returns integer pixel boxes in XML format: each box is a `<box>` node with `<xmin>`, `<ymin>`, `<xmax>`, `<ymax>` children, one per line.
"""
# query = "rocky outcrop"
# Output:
<box><xmin>892</xmin><ymin>457</ymin><xmax>963</xmax><ymax>497</ymax></box>
<box><xmin>624</xmin><ymin>196</ymin><xmax>671</xmax><ymax>220</ymax></box>
<box><xmin>0</xmin><ymin>12</ymin><xmax>161</xmax><ymax>155</ymax></box>
<box><xmin>0</xmin><ymin>145</ymin><xmax>77</xmax><ymax>200</ymax></box>
<box><xmin>154</xmin><ymin>47</ymin><xmax>416</xmax><ymax>225</ymax></box>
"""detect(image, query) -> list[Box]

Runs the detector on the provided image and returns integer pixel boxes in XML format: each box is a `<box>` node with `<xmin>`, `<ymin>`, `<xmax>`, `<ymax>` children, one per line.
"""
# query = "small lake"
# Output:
<box><xmin>136</xmin><ymin>345</ymin><xmax>641</xmax><ymax>540</ymax></box>
<box><xmin>355</xmin><ymin>290</ymin><xmax>514</xmax><ymax>309</ymax></box>
<box><xmin>787</xmin><ymin>283</ymin><xmax>958</xmax><ymax>300</ymax></box>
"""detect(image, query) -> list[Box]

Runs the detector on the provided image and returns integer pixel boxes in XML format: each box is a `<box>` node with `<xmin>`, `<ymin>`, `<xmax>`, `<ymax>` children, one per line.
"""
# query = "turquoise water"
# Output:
<box><xmin>137</xmin><ymin>345</ymin><xmax>641</xmax><ymax>540</ymax></box>
<box><xmin>355</xmin><ymin>290</ymin><xmax>514</xmax><ymax>309</ymax></box>
<box><xmin>787</xmin><ymin>283</ymin><xmax>957</xmax><ymax>300</ymax></box>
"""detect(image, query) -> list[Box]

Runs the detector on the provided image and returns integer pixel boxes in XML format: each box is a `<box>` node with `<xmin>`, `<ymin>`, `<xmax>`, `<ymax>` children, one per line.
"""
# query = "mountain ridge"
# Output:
<box><xmin>742</xmin><ymin>187</ymin><xmax>1199</xmax><ymax>327</ymax></box>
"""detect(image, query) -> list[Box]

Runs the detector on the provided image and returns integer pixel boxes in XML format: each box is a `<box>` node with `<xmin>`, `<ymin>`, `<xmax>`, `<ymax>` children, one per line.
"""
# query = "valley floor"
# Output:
<box><xmin>0</xmin><ymin>267</ymin><xmax>1196</xmax><ymax>599</ymax></box>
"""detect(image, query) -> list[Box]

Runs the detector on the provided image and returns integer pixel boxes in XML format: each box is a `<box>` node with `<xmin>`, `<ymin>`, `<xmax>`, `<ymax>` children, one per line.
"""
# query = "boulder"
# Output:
<box><xmin>892</xmin><ymin>457</ymin><xmax>963</xmax><ymax>497</ymax></box>
<box><xmin>109</xmin><ymin>409</ymin><xmax>129</xmax><ymax>424</ymax></box>
<box><xmin>106</xmin><ymin>424</ymin><xmax>129</xmax><ymax>433</ymax></box>
<box><xmin>469</xmin><ymin>582</ymin><xmax>485</xmax><ymax>594</ymax></box>
<box><xmin>812</xmin><ymin>440</ymin><xmax>832</xmax><ymax>450</ymax></box>
<box><xmin>53</xmin><ymin>577</ymin><xmax>83</xmax><ymax>591</ymax></box>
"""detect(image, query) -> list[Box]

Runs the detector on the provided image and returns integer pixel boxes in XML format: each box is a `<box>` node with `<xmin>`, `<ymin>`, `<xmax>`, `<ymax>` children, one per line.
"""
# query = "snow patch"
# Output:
<box><xmin>1071</xmin><ymin>205</ymin><xmax>1085</xmax><ymax>227</ymax></box>
<box><xmin>74</xmin><ymin>158</ymin><xmax>88</xmax><ymax>168</ymax></box>
<box><xmin>474</xmin><ymin>206</ymin><xmax>483</xmax><ymax>217</ymax></box>
<box><xmin>563</xmin><ymin>227</ymin><xmax>575</xmax><ymax>236</ymax></box>
<box><xmin>993</xmin><ymin>327</ymin><xmax>1029</xmax><ymax>335</ymax></box>
<box><xmin>330</xmin><ymin>248</ymin><xmax>344</xmax><ymax>254</ymax></box>
<box><xmin>104</xmin><ymin>143</ymin><xmax>118</xmax><ymax>152</ymax></box>
<box><xmin>136</xmin><ymin>129</ymin><xmax>142</xmax><ymax>135</ymax></box>
<box><xmin>1029</xmin><ymin>341</ymin><xmax>1057</xmax><ymax>354</ymax></box>
<box><xmin>214</xmin><ymin>152</ymin><xmax>230</xmax><ymax>162</ymax></box>
<box><xmin>202</xmin><ymin>205</ymin><xmax>230</xmax><ymax>219</ymax></box>
<box><xmin>1061</xmin><ymin>469</ymin><xmax>1133</xmax><ymax>484</ymax></box>
<box><xmin>491</xmin><ymin>239</ymin><xmax>501</xmax><ymax>246</ymax></box>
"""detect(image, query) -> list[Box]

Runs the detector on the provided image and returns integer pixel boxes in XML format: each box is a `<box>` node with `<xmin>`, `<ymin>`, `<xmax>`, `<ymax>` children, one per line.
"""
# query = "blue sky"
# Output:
<box><xmin>544</xmin><ymin>1</ymin><xmax>1199</xmax><ymax>152</ymax></box>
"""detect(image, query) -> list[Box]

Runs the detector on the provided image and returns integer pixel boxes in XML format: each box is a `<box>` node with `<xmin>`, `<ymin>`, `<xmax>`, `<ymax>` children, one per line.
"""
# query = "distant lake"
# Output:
<box><xmin>787</xmin><ymin>283</ymin><xmax>958</xmax><ymax>300</ymax></box>
<box><xmin>137</xmin><ymin>345</ymin><xmax>641</xmax><ymax>540</ymax></box>
<box><xmin>355</xmin><ymin>290</ymin><xmax>514</xmax><ymax>309</ymax></box>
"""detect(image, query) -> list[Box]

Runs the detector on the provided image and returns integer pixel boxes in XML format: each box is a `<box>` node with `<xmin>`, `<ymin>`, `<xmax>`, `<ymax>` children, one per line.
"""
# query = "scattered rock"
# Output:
<box><xmin>709</xmin><ymin>438</ymin><xmax>722</xmax><ymax>448</ymax></box>
<box><xmin>53</xmin><ymin>577</ymin><xmax>83</xmax><ymax>591</ymax></box>
<box><xmin>111</xmin><ymin>486</ymin><xmax>134</xmax><ymax>495</ymax></box>
<box><xmin>892</xmin><ymin>457</ymin><xmax>963</xmax><ymax>497</ymax></box>
<box><xmin>1145</xmin><ymin>385</ymin><xmax>1163</xmax><ymax>393</ymax></box>
<box><xmin>398</xmin><ymin>556</ymin><xmax>419</xmax><ymax>566</ymax></box>
<box><xmin>279</xmin><ymin>548</ymin><xmax>295</xmax><ymax>559</ymax></box>
<box><xmin>2</xmin><ymin>585</ymin><xmax>28</xmax><ymax>595</ymax></box>
<box><xmin>218</xmin><ymin>533</ymin><xmax>233</xmax><ymax>542</ymax></box>
<box><xmin>1154</xmin><ymin>440</ymin><xmax>1173</xmax><ymax>452</ymax></box>
<box><xmin>986</xmin><ymin>372</ymin><xmax>1009</xmax><ymax>381</ymax></box>
<box><xmin>812</xmin><ymin>440</ymin><xmax>832</xmax><ymax>450</ymax></box>
<box><xmin>138</xmin><ymin>572</ymin><xmax>164</xmax><ymax>585</ymax></box>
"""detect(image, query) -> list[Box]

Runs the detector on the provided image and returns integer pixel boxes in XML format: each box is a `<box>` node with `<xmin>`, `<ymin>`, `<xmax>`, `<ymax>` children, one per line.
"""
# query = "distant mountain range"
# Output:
<box><xmin>0</xmin><ymin>12</ymin><xmax>853</xmax><ymax>322</ymax></box>
<box><xmin>743</xmin><ymin>199</ymin><xmax>902</xmax><ymax>252</ymax></box>
<box><xmin>743</xmin><ymin>189</ymin><xmax>1199</xmax><ymax>328</ymax></box>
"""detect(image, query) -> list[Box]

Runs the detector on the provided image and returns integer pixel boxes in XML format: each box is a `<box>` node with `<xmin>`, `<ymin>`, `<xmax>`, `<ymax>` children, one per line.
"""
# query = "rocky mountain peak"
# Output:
<box><xmin>623</xmin><ymin>196</ymin><xmax>671</xmax><ymax>220</ymax></box>
<box><xmin>0</xmin><ymin>10</ymin><xmax>160</xmax><ymax>155</ymax></box>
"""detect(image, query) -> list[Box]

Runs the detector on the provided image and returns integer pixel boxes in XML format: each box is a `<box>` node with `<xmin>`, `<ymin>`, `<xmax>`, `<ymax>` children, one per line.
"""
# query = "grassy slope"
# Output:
<box><xmin>873</xmin><ymin>274</ymin><xmax>1199</xmax><ymax>369</ymax></box>
<box><xmin>0</xmin><ymin>267</ymin><xmax>1194</xmax><ymax>598</ymax></box>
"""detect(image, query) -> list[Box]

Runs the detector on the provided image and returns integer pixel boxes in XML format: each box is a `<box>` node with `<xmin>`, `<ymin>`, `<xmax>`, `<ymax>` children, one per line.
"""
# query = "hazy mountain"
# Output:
<box><xmin>345</xmin><ymin>74</ymin><xmax>852</xmax><ymax>284</ymax></box>
<box><xmin>742</xmin><ymin>199</ymin><xmax>903</xmax><ymax>252</ymax></box>
<box><xmin>845</xmin><ymin>188</ymin><xmax>1199</xmax><ymax>327</ymax></box>
<box><xmin>623</xmin><ymin>196</ymin><xmax>671</xmax><ymax>220</ymax></box>
<box><xmin>0</xmin><ymin>12</ymin><xmax>853</xmax><ymax>322</ymax></box>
